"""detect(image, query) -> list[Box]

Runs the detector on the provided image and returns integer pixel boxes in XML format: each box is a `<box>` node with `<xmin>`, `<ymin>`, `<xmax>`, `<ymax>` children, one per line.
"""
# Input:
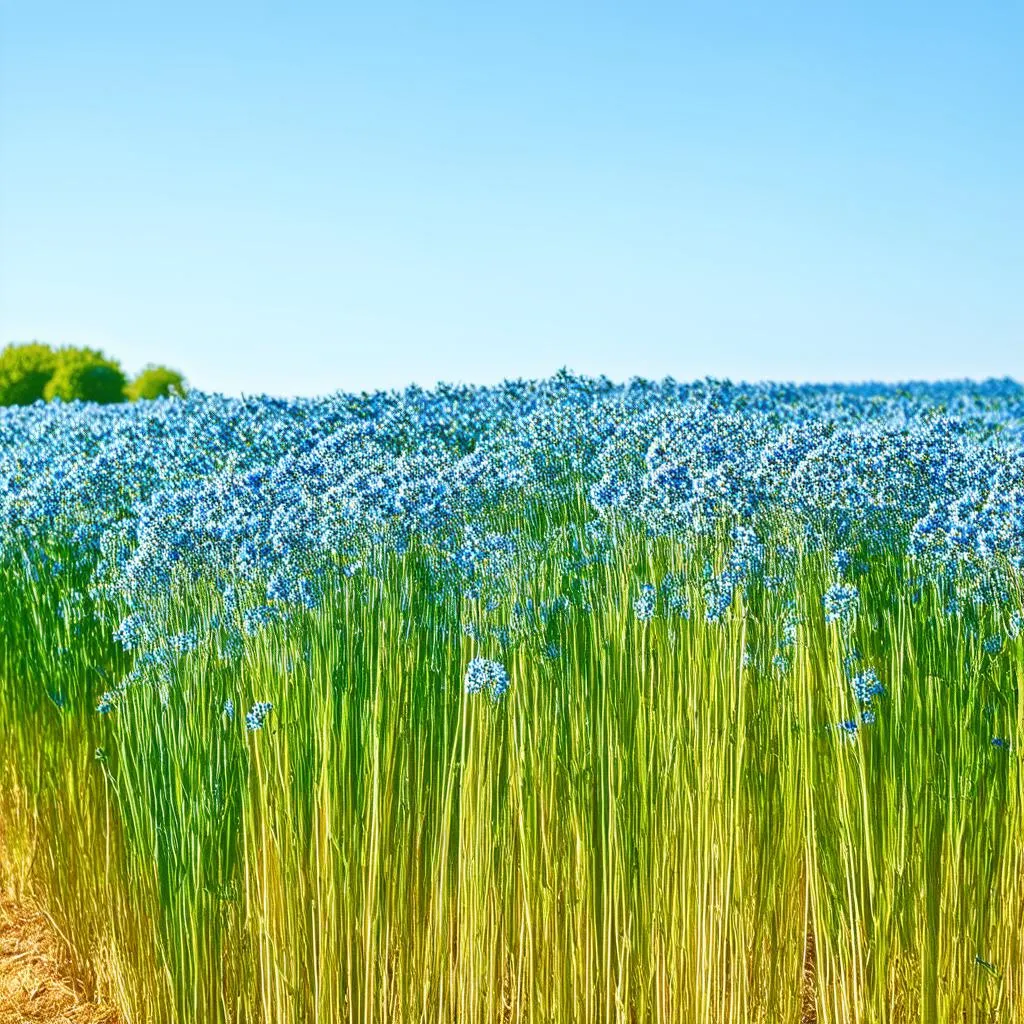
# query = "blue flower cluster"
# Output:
<box><xmin>823</xmin><ymin>584</ymin><xmax>860</xmax><ymax>625</ymax></box>
<box><xmin>245</xmin><ymin>701</ymin><xmax>273</xmax><ymax>731</ymax></box>
<box><xmin>850</xmin><ymin>668</ymin><xmax>885</xmax><ymax>705</ymax></box>
<box><xmin>633</xmin><ymin>584</ymin><xmax>656</xmax><ymax>622</ymax></box>
<box><xmin>464</xmin><ymin>657</ymin><xmax>511</xmax><ymax>701</ymax></box>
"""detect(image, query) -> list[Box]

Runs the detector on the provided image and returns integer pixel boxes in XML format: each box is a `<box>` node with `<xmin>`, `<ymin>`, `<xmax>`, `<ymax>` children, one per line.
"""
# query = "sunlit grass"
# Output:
<box><xmin>1</xmin><ymin>520</ymin><xmax>1021</xmax><ymax>1022</ymax></box>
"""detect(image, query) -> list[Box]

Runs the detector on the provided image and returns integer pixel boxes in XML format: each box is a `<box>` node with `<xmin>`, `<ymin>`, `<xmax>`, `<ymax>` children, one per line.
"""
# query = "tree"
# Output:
<box><xmin>43</xmin><ymin>347</ymin><xmax>127</xmax><ymax>404</ymax></box>
<box><xmin>0</xmin><ymin>341</ymin><xmax>58</xmax><ymax>405</ymax></box>
<box><xmin>1</xmin><ymin>341</ymin><xmax>191</xmax><ymax>406</ymax></box>
<box><xmin>127</xmin><ymin>364</ymin><xmax>188</xmax><ymax>401</ymax></box>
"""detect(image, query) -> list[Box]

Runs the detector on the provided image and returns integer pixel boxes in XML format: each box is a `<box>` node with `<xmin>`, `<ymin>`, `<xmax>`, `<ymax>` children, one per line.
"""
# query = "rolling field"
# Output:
<box><xmin>1</xmin><ymin>373</ymin><xmax>1023</xmax><ymax>1023</ymax></box>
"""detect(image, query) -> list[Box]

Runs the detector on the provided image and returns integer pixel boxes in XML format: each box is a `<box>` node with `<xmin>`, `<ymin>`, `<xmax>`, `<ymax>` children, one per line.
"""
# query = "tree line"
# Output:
<box><xmin>0</xmin><ymin>342</ymin><xmax>188</xmax><ymax>405</ymax></box>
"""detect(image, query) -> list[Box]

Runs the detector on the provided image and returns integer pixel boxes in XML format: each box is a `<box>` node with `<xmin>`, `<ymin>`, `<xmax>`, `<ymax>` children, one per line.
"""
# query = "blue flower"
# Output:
<box><xmin>850</xmin><ymin>668</ymin><xmax>884</xmax><ymax>705</ymax></box>
<box><xmin>464</xmin><ymin>657</ymin><xmax>511</xmax><ymax>701</ymax></box>
<box><xmin>245</xmin><ymin>701</ymin><xmax>273</xmax><ymax>731</ymax></box>
<box><xmin>832</xmin><ymin>549</ymin><xmax>851</xmax><ymax>574</ymax></box>
<box><xmin>633</xmin><ymin>583</ymin><xmax>656</xmax><ymax>622</ymax></box>
<box><xmin>168</xmin><ymin>629</ymin><xmax>199</xmax><ymax>654</ymax></box>
<box><xmin>113</xmin><ymin>613</ymin><xmax>147</xmax><ymax>651</ymax></box>
<box><xmin>983</xmin><ymin>634</ymin><xmax>1004</xmax><ymax>654</ymax></box>
<box><xmin>242</xmin><ymin>605</ymin><xmax>278</xmax><ymax>637</ymax></box>
<box><xmin>780</xmin><ymin>614</ymin><xmax>799</xmax><ymax>649</ymax></box>
<box><xmin>658</xmin><ymin>571</ymin><xmax>689</xmax><ymax>607</ymax></box>
<box><xmin>823</xmin><ymin>584</ymin><xmax>859</xmax><ymax>625</ymax></box>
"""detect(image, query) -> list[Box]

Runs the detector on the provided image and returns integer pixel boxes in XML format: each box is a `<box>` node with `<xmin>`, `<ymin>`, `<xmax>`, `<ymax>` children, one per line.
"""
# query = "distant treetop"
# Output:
<box><xmin>126</xmin><ymin>364</ymin><xmax>189</xmax><ymax>401</ymax></box>
<box><xmin>0</xmin><ymin>342</ymin><xmax>189</xmax><ymax>406</ymax></box>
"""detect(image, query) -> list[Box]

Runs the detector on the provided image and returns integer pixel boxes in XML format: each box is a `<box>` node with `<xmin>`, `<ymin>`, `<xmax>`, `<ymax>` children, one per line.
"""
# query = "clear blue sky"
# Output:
<box><xmin>1</xmin><ymin>3</ymin><xmax>1021</xmax><ymax>396</ymax></box>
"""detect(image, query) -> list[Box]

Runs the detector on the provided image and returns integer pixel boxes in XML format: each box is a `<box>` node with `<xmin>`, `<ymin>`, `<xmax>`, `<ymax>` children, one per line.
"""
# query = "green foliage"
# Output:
<box><xmin>42</xmin><ymin>347</ymin><xmax>128</xmax><ymax>404</ymax></box>
<box><xmin>1</xmin><ymin>341</ymin><xmax>189</xmax><ymax>406</ymax></box>
<box><xmin>0</xmin><ymin>341</ymin><xmax>58</xmax><ymax>405</ymax></box>
<box><xmin>126</xmin><ymin>364</ymin><xmax>188</xmax><ymax>401</ymax></box>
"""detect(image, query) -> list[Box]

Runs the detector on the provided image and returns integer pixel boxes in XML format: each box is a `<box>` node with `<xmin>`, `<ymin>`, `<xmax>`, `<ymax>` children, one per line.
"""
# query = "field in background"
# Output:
<box><xmin>1</xmin><ymin>373</ymin><xmax>1023</xmax><ymax>1023</ymax></box>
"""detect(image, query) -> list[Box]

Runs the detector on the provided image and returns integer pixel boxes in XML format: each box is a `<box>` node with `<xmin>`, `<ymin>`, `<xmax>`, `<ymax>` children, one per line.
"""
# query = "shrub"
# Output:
<box><xmin>127</xmin><ymin>364</ymin><xmax>188</xmax><ymax>401</ymax></box>
<box><xmin>42</xmin><ymin>347</ymin><xmax>127</xmax><ymax>404</ymax></box>
<box><xmin>0</xmin><ymin>342</ymin><xmax>58</xmax><ymax>405</ymax></box>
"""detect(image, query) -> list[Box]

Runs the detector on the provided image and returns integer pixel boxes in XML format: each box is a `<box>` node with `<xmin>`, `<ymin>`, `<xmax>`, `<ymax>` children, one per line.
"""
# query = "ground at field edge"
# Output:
<box><xmin>0</xmin><ymin>888</ymin><xmax>119</xmax><ymax>1024</ymax></box>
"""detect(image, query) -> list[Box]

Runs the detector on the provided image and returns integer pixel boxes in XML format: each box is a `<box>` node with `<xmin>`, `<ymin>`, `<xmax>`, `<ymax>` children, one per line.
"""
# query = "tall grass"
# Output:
<box><xmin>0</xmin><ymin>517</ymin><xmax>1021</xmax><ymax>1023</ymax></box>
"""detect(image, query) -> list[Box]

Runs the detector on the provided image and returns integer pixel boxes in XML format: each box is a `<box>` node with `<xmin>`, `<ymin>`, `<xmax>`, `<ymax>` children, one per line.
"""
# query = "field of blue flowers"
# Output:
<box><xmin>1</xmin><ymin>371</ymin><xmax>1022</xmax><ymax>1023</ymax></box>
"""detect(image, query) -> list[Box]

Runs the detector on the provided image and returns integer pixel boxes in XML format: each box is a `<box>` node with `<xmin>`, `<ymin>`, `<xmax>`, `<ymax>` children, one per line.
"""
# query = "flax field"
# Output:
<box><xmin>1</xmin><ymin>373</ymin><xmax>1023</xmax><ymax>1023</ymax></box>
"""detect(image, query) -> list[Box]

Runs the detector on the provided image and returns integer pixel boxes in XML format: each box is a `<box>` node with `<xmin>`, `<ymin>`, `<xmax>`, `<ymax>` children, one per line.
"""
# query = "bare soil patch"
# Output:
<box><xmin>0</xmin><ymin>890</ymin><xmax>119</xmax><ymax>1024</ymax></box>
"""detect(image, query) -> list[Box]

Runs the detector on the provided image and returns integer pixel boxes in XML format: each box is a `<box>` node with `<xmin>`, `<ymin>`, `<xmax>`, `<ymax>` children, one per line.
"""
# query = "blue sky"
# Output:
<box><xmin>1</xmin><ymin>2</ymin><xmax>1021</xmax><ymax>395</ymax></box>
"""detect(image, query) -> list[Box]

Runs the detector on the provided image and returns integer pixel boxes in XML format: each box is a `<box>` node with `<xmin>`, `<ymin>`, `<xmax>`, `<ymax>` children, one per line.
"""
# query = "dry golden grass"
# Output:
<box><xmin>0</xmin><ymin>889</ymin><xmax>119</xmax><ymax>1024</ymax></box>
<box><xmin>801</xmin><ymin>930</ymin><xmax>817</xmax><ymax>1024</ymax></box>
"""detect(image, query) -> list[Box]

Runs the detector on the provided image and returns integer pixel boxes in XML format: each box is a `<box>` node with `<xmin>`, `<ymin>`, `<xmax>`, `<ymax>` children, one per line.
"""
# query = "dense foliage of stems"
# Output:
<box><xmin>1</xmin><ymin>521</ymin><xmax>1021</xmax><ymax>1024</ymax></box>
